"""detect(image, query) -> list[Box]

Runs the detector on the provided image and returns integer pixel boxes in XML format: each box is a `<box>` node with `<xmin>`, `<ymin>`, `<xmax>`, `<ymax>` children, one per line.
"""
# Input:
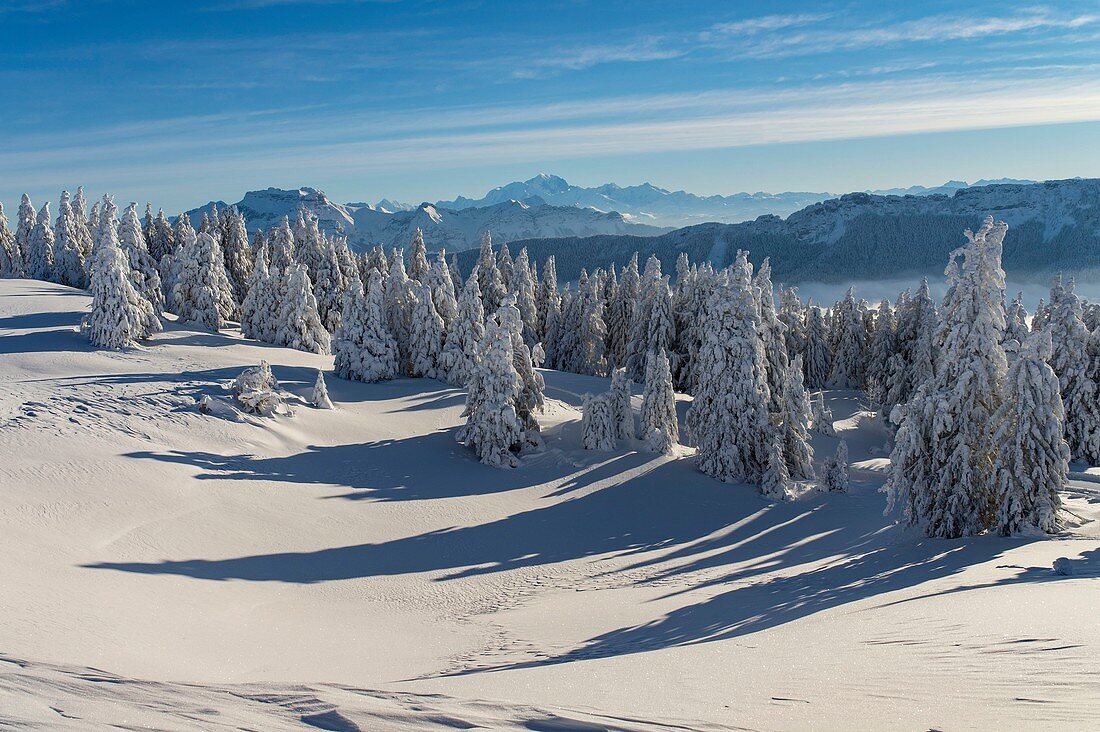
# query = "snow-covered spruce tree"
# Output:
<box><xmin>52</xmin><ymin>191</ymin><xmax>86</xmax><ymax>288</ymax></box>
<box><xmin>819</xmin><ymin>441</ymin><xmax>849</xmax><ymax>493</ymax></box>
<box><xmin>802</xmin><ymin>305</ymin><xmax>831</xmax><ymax>389</ymax></box>
<box><xmin>313</xmin><ymin>235</ymin><xmax>346</xmax><ymax>333</ymax></box>
<box><xmin>639</xmin><ymin>349</ymin><xmax>678</xmax><ymax>454</ymax></box>
<box><xmin>625</xmin><ymin>274</ymin><xmax>676</xmax><ymax>381</ymax></box>
<box><xmin>426</xmin><ymin>250</ymin><xmax>458</xmax><ymax>333</ymax></box>
<box><xmin>448</xmin><ymin>253</ymin><xmax>464</xmax><ymax>298</ymax></box>
<box><xmin>439</xmin><ymin>272</ymin><xmax>485</xmax><ymax>386</ymax></box>
<box><xmin>535</xmin><ymin>254</ymin><xmax>559</xmax><ymax>344</ymax></box>
<box><xmin>1032</xmin><ymin>297</ymin><xmax>1049</xmax><ymax>333</ymax></box>
<box><xmin>581</xmin><ymin>393</ymin><xmax>617</xmax><ymax>451</ymax></box>
<box><xmin>221</xmin><ymin>207</ymin><xmax>254</xmax><ymax>305</ymax></box>
<box><xmin>365</xmin><ymin>245</ymin><xmax>388</xmax><ymax>280</ymax></box>
<box><xmin>87</xmin><ymin>199</ymin><xmax>100</xmax><ymax>234</ymax></box>
<box><xmin>512</xmin><ymin>247</ymin><xmax>539</xmax><ymax>347</ymax></box>
<box><xmin>407</xmin><ymin>227</ymin><xmax>430</xmax><ymax>283</ymax></box>
<box><xmin>160</xmin><ymin>213</ymin><xmax>192</xmax><ymax>313</ymax></box>
<box><xmin>865</xmin><ymin>299</ymin><xmax>898</xmax><ymax>407</ymax></box>
<box><xmin>827</xmin><ymin>288</ymin><xmax>866</xmax><ymax>389</ymax></box>
<box><xmin>1048</xmin><ymin>275</ymin><xmax>1100</xmax><ymax>464</ymax></box>
<box><xmin>624</xmin><ymin>255</ymin><xmax>665</xmax><ymax>379</ymax></box>
<box><xmin>458</xmin><ymin>317</ymin><xmax>524</xmax><ymax>468</ymax></box>
<box><xmin>14</xmin><ymin>195</ymin><xmax>36</xmax><ymax>276</ymax></box>
<box><xmin>531</xmin><ymin>342</ymin><xmax>546</xmax><ymax>368</ymax></box>
<box><xmin>118</xmin><ymin>202</ymin><xmax>163</xmax><ymax>311</ymax></box>
<box><xmin>311</xmin><ymin>370</ymin><xmax>334</xmax><ymax>410</ymax></box>
<box><xmin>384</xmin><ymin>252</ymin><xmax>416</xmax><ymax>374</ymax></box>
<box><xmin>81</xmin><ymin>208</ymin><xmax>161</xmax><ymax>349</ymax></box>
<box><xmin>753</xmin><ymin>258</ymin><xmax>789</xmax><ymax>410</ymax></box>
<box><xmin>71</xmin><ymin>187</ymin><xmax>95</xmax><ymax>265</ymax></box>
<box><xmin>572</xmin><ymin>272</ymin><xmax>609</xmax><ymax>376</ymax></box>
<box><xmin>409</xmin><ymin>282</ymin><xmax>446</xmax><ymax>379</ymax></box>
<box><xmin>761</xmin><ymin>428</ymin><xmax>792</xmax><ymax>501</ymax></box>
<box><xmin>781</xmin><ymin>355</ymin><xmax>815</xmax><ymax>480</ymax></box>
<box><xmin>1003</xmin><ymin>292</ymin><xmax>1030</xmax><ymax>359</ymax></box>
<box><xmin>885</xmin><ymin>217</ymin><xmax>1009</xmax><ymax>538</ymax></box>
<box><xmin>293</xmin><ymin>209</ymin><xmax>326</xmax><ymax>283</ymax></box>
<box><xmin>476</xmin><ymin>230</ymin><xmax>506</xmax><ymax>316</ymax></box>
<box><xmin>890</xmin><ymin>278</ymin><xmax>939</xmax><ymax>405</ymax></box>
<box><xmin>173</xmin><ymin>231</ymin><xmax>227</xmax><ymax>332</ymax></box>
<box><xmin>686</xmin><ymin>251</ymin><xmax>770</xmax><ymax>485</ymax></box>
<box><xmin>277</xmin><ymin>264</ymin><xmax>330</xmax><ymax>354</ymax></box>
<box><xmin>495</xmin><ymin>293</ymin><xmax>545</xmax><ymax>438</ymax></box>
<box><xmin>991</xmin><ymin>329</ymin><xmax>1067</xmax><ymax>535</ymax></box>
<box><xmin>267</xmin><ymin>215</ymin><xmax>296</xmax><ymax>274</ymax></box>
<box><xmin>811</xmin><ymin>390</ymin><xmax>836</xmax><ymax>436</ymax></box>
<box><xmin>148</xmin><ymin>209</ymin><xmax>175</xmax><ymax>263</ymax></box>
<box><xmin>498</xmin><ymin>243</ymin><xmax>516</xmax><ymax>293</ymax></box>
<box><xmin>0</xmin><ymin>203</ymin><xmax>22</xmax><ymax>278</ymax></box>
<box><xmin>332</xmin><ymin>229</ymin><xmax>358</xmax><ymax>286</ymax></box>
<box><xmin>541</xmin><ymin>290</ymin><xmax>565</xmax><ymax>370</ymax></box>
<box><xmin>334</xmin><ymin>269</ymin><xmax>399</xmax><ymax>383</ymax></box>
<box><xmin>677</xmin><ymin>263</ymin><xmax>718</xmax><ymax>394</ymax></box>
<box><xmin>25</xmin><ymin>202</ymin><xmax>55</xmax><ymax>282</ymax></box>
<box><xmin>610</xmin><ymin>367</ymin><xmax>634</xmax><ymax>440</ymax></box>
<box><xmin>240</xmin><ymin>240</ymin><xmax>277</xmax><ymax>343</ymax></box>
<box><xmin>778</xmin><ymin>287</ymin><xmax>807</xmax><ymax>362</ymax></box>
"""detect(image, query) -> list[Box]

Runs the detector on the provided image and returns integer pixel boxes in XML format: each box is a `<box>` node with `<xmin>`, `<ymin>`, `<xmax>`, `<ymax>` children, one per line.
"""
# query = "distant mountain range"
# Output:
<box><xmin>185</xmin><ymin>187</ymin><xmax>671</xmax><ymax>254</ymax></box>
<box><xmin>185</xmin><ymin>174</ymin><xmax>1041</xmax><ymax>255</ymax></box>
<box><xmin>458</xmin><ymin>178</ymin><xmax>1100</xmax><ymax>285</ymax></box>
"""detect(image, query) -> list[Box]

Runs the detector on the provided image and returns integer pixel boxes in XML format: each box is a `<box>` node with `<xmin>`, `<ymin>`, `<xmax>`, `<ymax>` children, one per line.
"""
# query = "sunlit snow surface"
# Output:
<box><xmin>1</xmin><ymin>279</ymin><xmax>1097</xmax><ymax>730</ymax></box>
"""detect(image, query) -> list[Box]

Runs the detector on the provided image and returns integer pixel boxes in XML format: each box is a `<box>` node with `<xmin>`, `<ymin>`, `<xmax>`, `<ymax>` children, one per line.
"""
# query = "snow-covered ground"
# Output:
<box><xmin>1</xmin><ymin>278</ymin><xmax>1098</xmax><ymax>730</ymax></box>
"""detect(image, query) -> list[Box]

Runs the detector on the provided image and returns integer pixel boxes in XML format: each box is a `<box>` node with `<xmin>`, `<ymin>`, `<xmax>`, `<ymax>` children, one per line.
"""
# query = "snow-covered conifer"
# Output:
<box><xmin>1003</xmin><ymin>292</ymin><xmax>1030</xmax><ymax>359</ymax></box>
<box><xmin>458</xmin><ymin>317</ymin><xmax>524</xmax><ymax>468</ymax></box>
<box><xmin>581</xmin><ymin>393</ymin><xmax>617</xmax><ymax>451</ymax></box>
<box><xmin>0</xmin><ymin>203</ymin><xmax>22</xmax><ymax>278</ymax></box>
<box><xmin>334</xmin><ymin>269</ymin><xmax>399</xmax><ymax>382</ymax></box>
<box><xmin>827</xmin><ymin>288</ymin><xmax>866</xmax><ymax>389</ymax></box>
<box><xmin>536</xmin><ymin>255</ymin><xmax>559</xmax><ymax>343</ymax></box>
<box><xmin>267</xmin><ymin>215</ymin><xmax>295</xmax><ymax>273</ymax></box>
<box><xmin>439</xmin><ymin>272</ymin><xmax>485</xmax><ymax>386</ymax></box>
<box><xmin>52</xmin><ymin>192</ymin><xmax>86</xmax><ymax>288</ymax></box>
<box><xmin>173</xmin><ymin>231</ymin><xmax>226</xmax><ymax>331</ymax></box>
<box><xmin>495</xmin><ymin>293</ymin><xmax>545</xmax><ymax>437</ymax></box>
<box><xmin>221</xmin><ymin>207</ymin><xmax>254</xmax><ymax>305</ymax></box>
<box><xmin>118</xmin><ymin>202</ymin><xmax>163</xmax><ymax>310</ymax></box>
<box><xmin>686</xmin><ymin>251</ymin><xmax>770</xmax><ymax>485</ymax></box>
<box><xmin>240</xmin><ymin>240</ymin><xmax>276</xmax><ymax>342</ymax></box>
<box><xmin>865</xmin><ymin>299</ymin><xmax>898</xmax><ymax>406</ymax></box>
<box><xmin>803</xmin><ymin>305</ymin><xmax>831</xmax><ymax>389</ymax></box>
<box><xmin>1048</xmin><ymin>275</ymin><xmax>1100</xmax><ymax>464</ymax></box>
<box><xmin>778</xmin><ymin>287</ymin><xmax>806</xmax><ymax>361</ymax></box>
<box><xmin>426</xmin><ymin>250</ymin><xmax>459</xmax><ymax>332</ymax></box>
<box><xmin>781</xmin><ymin>355</ymin><xmax>815</xmax><ymax>480</ymax></box>
<box><xmin>71</xmin><ymin>187</ymin><xmax>95</xmax><ymax>264</ymax></box>
<box><xmin>610</xmin><ymin>367</ymin><xmax>634</xmax><ymax>440</ymax></box>
<box><xmin>476</xmin><ymin>231</ymin><xmax>506</xmax><ymax>316</ymax></box>
<box><xmin>886</xmin><ymin>217</ymin><xmax>1009</xmax><ymax>538</ymax></box>
<box><xmin>639</xmin><ymin>349</ymin><xmax>678</xmax><ymax>453</ymax></box>
<box><xmin>761</xmin><ymin>428</ymin><xmax>792</xmax><ymax>501</ymax></box>
<box><xmin>810</xmin><ymin>391</ymin><xmax>836</xmax><ymax>436</ymax></box>
<box><xmin>25</xmin><ymin>202</ymin><xmax>55</xmax><ymax>281</ymax></box>
<box><xmin>276</xmin><ymin>264</ymin><xmax>330</xmax><ymax>354</ymax></box>
<box><xmin>311</xmin><ymin>370</ymin><xmax>334</xmax><ymax>410</ymax></box>
<box><xmin>409</xmin><ymin>282</ymin><xmax>446</xmax><ymax>379</ymax></box>
<box><xmin>992</xmin><ymin>329</ymin><xmax>1066</xmax><ymax>535</ymax></box>
<box><xmin>820</xmin><ymin>441</ymin><xmax>849</xmax><ymax>493</ymax></box>
<box><xmin>148</xmin><ymin>209</ymin><xmax>174</xmax><ymax>263</ymax></box>
<box><xmin>407</xmin><ymin>227</ymin><xmax>429</xmax><ymax>283</ymax></box>
<box><xmin>512</xmin><ymin>247</ymin><xmax>538</xmax><ymax>346</ymax></box>
<box><xmin>313</xmin><ymin>235</ymin><xmax>346</xmax><ymax>333</ymax></box>
<box><xmin>293</xmin><ymin>209</ymin><xmax>325</xmax><ymax>282</ymax></box>
<box><xmin>384</xmin><ymin>252</ymin><xmax>416</xmax><ymax>374</ymax></box>
<box><xmin>81</xmin><ymin>208</ymin><xmax>161</xmax><ymax>349</ymax></box>
<box><xmin>14</xmin><ymin>195</ymin><xmax>36</xmax><ymax>277</ymax></box>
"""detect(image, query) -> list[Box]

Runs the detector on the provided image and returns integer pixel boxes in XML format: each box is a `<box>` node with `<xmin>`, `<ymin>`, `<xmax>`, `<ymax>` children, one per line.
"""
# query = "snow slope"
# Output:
<box><xmin>2</xmin><ymin>279</ymin><xmax>1098</xmax><ymax>730</ymax></box>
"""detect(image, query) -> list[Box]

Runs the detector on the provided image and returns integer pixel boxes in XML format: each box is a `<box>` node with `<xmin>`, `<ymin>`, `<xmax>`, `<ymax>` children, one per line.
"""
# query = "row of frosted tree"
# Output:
<box><xmin>0</xmin><ymin>192</ymin><xmax>1084</xmax><ymax>536</ymax></box>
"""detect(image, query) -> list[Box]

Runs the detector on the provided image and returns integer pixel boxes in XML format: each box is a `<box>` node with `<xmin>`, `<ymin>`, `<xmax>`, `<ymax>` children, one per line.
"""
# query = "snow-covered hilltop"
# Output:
<box><xmin>497</xmin><ymin>178</ymin><xmax>1100</xmax><ymax>284</ymax></box>
<box><xmin>185</xmin><ymin>187</ymin><xmax>670</xmax><ymax>253</ymax></box>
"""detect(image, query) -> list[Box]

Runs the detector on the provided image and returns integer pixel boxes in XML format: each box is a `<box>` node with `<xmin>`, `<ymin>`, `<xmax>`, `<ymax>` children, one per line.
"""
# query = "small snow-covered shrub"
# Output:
<box><xmin>311</xmin><ymin>369</ymin><xmax>334</xmax><ymax>410</ymax></box>
<box><xmin>811</xmin><ymin>392</ymin><xmax>836</xmax><ymax>436</ymax></box>
<box><xmin>232</xmin><ymin>360</ymin><xmax>284</xmax><ymax>415</ymax></box>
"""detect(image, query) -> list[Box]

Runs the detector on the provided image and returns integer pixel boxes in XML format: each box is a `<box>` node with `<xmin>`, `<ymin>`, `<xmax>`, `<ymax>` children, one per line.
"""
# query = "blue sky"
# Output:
<box><xmin>2</xmin><ymin>0</ymin><xmax>1100</xmax><ymax>211</ymax></box>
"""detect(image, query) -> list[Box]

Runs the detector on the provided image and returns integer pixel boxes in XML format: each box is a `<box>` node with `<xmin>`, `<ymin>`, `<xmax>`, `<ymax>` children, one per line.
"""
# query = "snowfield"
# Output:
<box><xmin>1</xmin><ymin>278</ymin><xmax>1098</xmax><ymax>730</ymax></box>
